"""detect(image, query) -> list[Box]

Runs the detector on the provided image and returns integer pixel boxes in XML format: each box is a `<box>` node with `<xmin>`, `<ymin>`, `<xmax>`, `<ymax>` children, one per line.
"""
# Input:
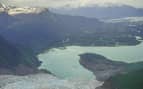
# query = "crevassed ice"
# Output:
<box><xmin>0</xmin><ymin>74</ymin><xmax>103</xmax><ymax>89</ymax></box>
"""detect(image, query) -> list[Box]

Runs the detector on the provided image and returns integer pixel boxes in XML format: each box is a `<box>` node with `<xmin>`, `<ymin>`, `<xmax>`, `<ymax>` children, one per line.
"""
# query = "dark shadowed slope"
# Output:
<box><xmin>0</xmin><ymin>35</ymin><xmax>41</xmax><ymax>75</ymax></box>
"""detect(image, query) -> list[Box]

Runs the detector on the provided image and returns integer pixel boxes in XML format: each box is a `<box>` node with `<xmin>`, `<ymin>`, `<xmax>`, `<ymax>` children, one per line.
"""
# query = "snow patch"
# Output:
<box><xmin>0</xmin><ymin>3</ymin><xmax>47</xmax><ymax>15</ymax></box>
<box><xmin>7</xmin><ymin>7</ymin><xmax>45</xmax><ymax>15</ymax></box>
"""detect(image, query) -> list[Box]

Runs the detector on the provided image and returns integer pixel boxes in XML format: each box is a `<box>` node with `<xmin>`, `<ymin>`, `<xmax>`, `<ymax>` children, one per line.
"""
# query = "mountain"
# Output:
<box><xmin>0</xmin><ymin>3</ymin><xmax>5</xmax><ymax>9</ymax></box>
<box><xmin>0</xmin><ymin>35</ymin><xmax>21</xmax><ymax>68</ymax></box>
<box><xmin>0</xmin><ymin>12</ymin><xmax>15</xmax><ymax>30</ymax></box>
<box><xmin>0</xmin><ymin>34</ymin><xmax>41</xmax><ymax>75</ymax></box>
<box><xmin>0</xmin><ymin>6</ymin><xmax>102</xmax><ymax>53</ymax></box>
<box><xmin>0</xmin><ymin>6</ymin><xmax>142</xmax><ymax>53</ymax></box>
<box><xmin>51</xmin><ymin>5</ymin><xmax>143</xmax><ymax>19</ymax></box>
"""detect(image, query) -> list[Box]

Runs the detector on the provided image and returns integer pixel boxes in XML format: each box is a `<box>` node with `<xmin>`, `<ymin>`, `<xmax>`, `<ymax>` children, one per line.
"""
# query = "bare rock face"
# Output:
<box><xmin>79</xmin><ymin>53</ymin><xmax>127</xmax><ymax>81</ymax></box>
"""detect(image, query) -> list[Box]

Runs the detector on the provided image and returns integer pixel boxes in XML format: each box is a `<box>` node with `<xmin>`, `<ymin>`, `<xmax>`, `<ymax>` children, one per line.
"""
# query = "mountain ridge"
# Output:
<box><xmin>51</xmin><ymin>5</ymin><xmax>143</xmax><ymax>19</ymax></box>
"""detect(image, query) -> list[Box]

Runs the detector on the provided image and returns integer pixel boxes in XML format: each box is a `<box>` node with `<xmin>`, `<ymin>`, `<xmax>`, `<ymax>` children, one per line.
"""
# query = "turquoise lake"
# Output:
<box><xmin>38</xmin><ymin>42</ymin><xmax>143</xmax><ymax>80</ymax></box>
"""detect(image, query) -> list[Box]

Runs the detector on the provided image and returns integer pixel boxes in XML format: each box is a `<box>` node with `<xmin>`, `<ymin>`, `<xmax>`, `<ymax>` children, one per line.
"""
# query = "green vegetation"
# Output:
<box><xmin>110</xmin><ymin>69</ymin><xmax>143</xmax><ymax>89</ymax></box>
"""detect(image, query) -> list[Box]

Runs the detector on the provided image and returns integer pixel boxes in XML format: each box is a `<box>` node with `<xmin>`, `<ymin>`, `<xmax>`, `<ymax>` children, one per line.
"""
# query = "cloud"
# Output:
<box><xmin>1</xmin><ymin>0</ymin><xmax>143</xmax><ymax>8</ymax></box>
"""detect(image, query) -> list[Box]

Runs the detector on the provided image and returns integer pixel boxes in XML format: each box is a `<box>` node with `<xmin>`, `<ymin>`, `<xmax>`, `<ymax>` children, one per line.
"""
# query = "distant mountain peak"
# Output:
<box><xmin>0</xmin><ymin>3</ymin><xmax>6</xmax><ymax>8</ymax></box>
<box><xmin>0</xmin><ymin>3</ymin><xmax>6</xmax><ymax>12</ymax></box>
<box><xmin>0</xmin><ymin>3</ymin><xmax>48</xmax><ymax>15</ymax></box>
<box><xmin>8</xmin><ymin>7</ymin><xmax>48</xmax><ymax>15</ymax></box>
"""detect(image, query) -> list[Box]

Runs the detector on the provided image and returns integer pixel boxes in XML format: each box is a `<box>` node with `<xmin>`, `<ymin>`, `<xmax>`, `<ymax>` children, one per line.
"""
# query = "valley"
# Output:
<box><xmin>0</xmin><ymin>3</ymin><xmax>143</xmax><ymax>89</ymax></box>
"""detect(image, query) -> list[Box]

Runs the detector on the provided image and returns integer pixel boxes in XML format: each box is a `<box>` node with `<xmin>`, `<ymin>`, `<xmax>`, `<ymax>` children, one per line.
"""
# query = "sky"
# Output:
<box><xmin>1</xmin><ymin>0</ymin><xmax>143</xmax><ymax>8</ymax></box>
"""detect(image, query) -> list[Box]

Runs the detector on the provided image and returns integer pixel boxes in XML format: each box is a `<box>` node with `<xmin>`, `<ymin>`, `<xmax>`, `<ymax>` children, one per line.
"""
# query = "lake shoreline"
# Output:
<box><xmin>79</xmin><ymin>53</ymin><xmax>127</xmax><ymax>81</ymax></box>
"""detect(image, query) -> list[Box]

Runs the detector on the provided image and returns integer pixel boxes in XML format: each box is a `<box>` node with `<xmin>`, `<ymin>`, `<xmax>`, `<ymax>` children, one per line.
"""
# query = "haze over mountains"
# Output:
<box><xmin>52</xmin><ymin>5</ymin><xmax>143</xmax><ymax>19</ymax></box>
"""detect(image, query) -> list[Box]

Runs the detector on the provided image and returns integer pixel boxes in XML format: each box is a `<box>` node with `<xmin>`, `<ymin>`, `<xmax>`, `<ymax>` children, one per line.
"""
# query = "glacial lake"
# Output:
<box><xmin>38</xmin><ymin>42</ymin><xmax>143</xmax><ymax>80</ymax></box>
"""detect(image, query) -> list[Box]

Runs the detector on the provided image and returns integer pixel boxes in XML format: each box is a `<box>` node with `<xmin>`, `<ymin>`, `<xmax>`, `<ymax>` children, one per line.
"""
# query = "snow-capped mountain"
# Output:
<box><xmin>0</xmin><ymin>3</ymin><xmax>5</xmax><ymax>12</ymax></box>
<box><xmin>7</xmin><ymin>7</ymin><xmax>46</xmax><ymax>15</ymax></box>
<box><xmin>0</xmin><ymin>3</ymin><xmax>47</xmax><ymax>15</ymax></box>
